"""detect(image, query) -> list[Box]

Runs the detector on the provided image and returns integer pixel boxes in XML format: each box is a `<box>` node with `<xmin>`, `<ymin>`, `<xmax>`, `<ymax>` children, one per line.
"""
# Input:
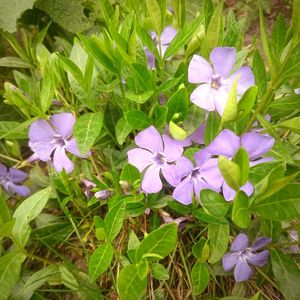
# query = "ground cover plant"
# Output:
<box><xmin>0</xmin><ymin>0</ymin><xmax>300</xmax><ymax>299</ymax></box>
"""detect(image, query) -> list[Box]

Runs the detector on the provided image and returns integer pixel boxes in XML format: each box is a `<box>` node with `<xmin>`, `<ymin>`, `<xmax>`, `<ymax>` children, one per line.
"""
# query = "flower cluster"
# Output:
<box><xmin>29</xmin><ymin>113</ymin><xmax>90</xmax><ymax>174</ymax></box>
<box><xmin>0</xmin><ymin>163</ymin><xmax>29</xmax><ymax>197</ymax></box>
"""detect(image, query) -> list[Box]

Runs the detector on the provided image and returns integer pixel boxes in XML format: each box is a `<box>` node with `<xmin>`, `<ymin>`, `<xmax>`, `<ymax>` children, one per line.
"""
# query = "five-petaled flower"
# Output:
<box><xmin>223</xmin><ymin>233</ymin><xmax>271</xmax><ymax>282</ymax></box>
<box><xmin>29</xmin><ymin>113</ymin><xmax>90</xmax><ymax>174</ymax></box>
<box><xmin>0</xmin><ymin>163</ymin><xmax>29</xmax><ymax>196</ymax></box>
<box><xmin>204</xmin><ymin>129</ymin><xmax>275</xmax><ymax>201</ymax></box>
<box><xmin>145</xmin><ymin>26</ymin><xmax>177</xmax><ymax>69</ymax></box>
<box><xmin>188</xmin><ymin>47</ymin><xmax>255</xmax><ymax>116</ymax></box>
<box><xmin>127</xmin><ymin>126</ymin><xmax>183</xmax><ymax>193</ymax></box>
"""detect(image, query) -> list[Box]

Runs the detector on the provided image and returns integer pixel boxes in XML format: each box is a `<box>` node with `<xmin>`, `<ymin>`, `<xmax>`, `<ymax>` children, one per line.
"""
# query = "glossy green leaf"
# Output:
<box><xmin>117</xmin><ymin>264</ymin><xmax>147</xmax><ymax>300</ymax></box>
<box><xmin>252</xmin><ymin>50</ymin><xmax>267</xmax><ymax>97</ymax></box>
<box><xmin>271</xmin><ymin>14</ymin><xmax>287</xmax><ymax>58</ymax></box>
<box><xmin>221</xmin><ymin>78</ymin><xmax>238</xmax><ymax>124</ymax></box>
<box><xmin>0</xmin><ymin>121</ymin><xmax>28</xmax><ymax>139</ymax></box>
<box><xmin>218</xmin><ymin>156</ymin><xmax>241</xmax><ymax>191</ymax></box>
<box><xmin>0</xmin><ymin>56</ymin><xmax>33</xmax><ymax>68</ymax></box>
<box><xmin>154</xmin><ymin>105</ymin><xmax>168</xmax><ymax>128</ymax></box>
<box><xmin>166</xmin><ymin>85</ymin><xmax>188</xmax><ymax>122</ymax></box>
<box><xmin>73</xmin><ymin>112</ymin><xmax>103</xmax><ymax>155</ymax></box>
<box><xmin>125</xmin><ymin>111</ymin><xmax>152</xmax><ymax>130</ymax></box>
<box><xmin>169</xmin><ymin>120</ymin><xmax>187</xmax><ymax>140</ymax></box>
<box><xmin>193</xmin><ymin>208</ymin><xmax>228</xmax><ymax>225</ymax></box>
<box><xmin>146</xmin><ymin>0</ymin><xmax>162</xmax><ymax>34</ymax></box>
<box><xmin>191</xmin><ymin>262</ymin><xmax>209</xmax><ymax>295</ymax></box>
<box><xmin>104</xmin><ymin>201</ymin><xmax>126</xmax><ymax>241</ymax></box>
<box><xmin>126</xmin><ymin>91</ymin><xmax>153</xmax><ymax>104</ymax></box>
<box><xmin>151</xmin><ymin>263</ymin><xmax>169</xmax><ymax>280</ymax></box>
<box><xmin>204</xmin><ymin>111</ymin><xmax>221</xmax><ymax>146</ymax></box>
<box><xmin>277</xmin><ymin>117</ymin><xmax>300</xmax><ymax>134</ymax></box>
<box><xmin>192</xmin><ymin>237</ymin><xmax>210</xmax><ymax>262</ymax></box>
<box><xmin>59</xmin><ymin>265</ymin><xmax>79</xmax><ymax>290</ymax></box>
<box><xmin>233</xmin><ymin>148</ymin><xmax>249</xmax><ymax>186</ymax></box>
<box><xmin>115</xmin><ymin>116</ymin><xmax>132</xmax><ymax>145</ymax></box>
<box><xmin>136</xmin><ymin>223</ymin><xmax>178</xmax><ymax>262</ymax></box>
<box><xmin>237</xmin><ymin>86</ymin><xmax>258</xmax><ymax>116</ymax></box>
<box><xmin>208</xmin><ymin>223</ymin><xmax>229</xmax><ymax>264</ymax></box>
<box><xmin>232</xmin><ymin>191</ymin><xmax>250</xmax><ymax>228</ymax></box>
<box><xmin>137</xmin><ymin>259</ymin><xmax>148</xmax><ymax>279</ymax></box>
<box><xmin>89</xmin><ymin>242</ymin><xmax>114</xmax><ymax>281</ymax></box>
<box><xmin>120</xmin><ymin>163</ymin><xmax>141</xmax><ymax>185</ymax></box>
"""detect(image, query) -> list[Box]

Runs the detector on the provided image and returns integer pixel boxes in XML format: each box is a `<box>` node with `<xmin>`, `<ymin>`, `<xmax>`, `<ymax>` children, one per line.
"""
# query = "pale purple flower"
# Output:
<box><xmin>204</xmin><ymin>129</ymin><xmax>275</xmax><ymax>201</ymax></box>
<box><xmin>146</xmin><ymin>26</ymin><xmax>177</xmax><ymax>69</ymax></box>
<box><xmin>95</xmin><ymin>189</ymin><xmax>111</xmax><ymax>200</ymax></box>
<box><xmin>223</xmin><ymin>233</ymin><xmax>271</xmax><ymax>282</ymax></box>
<box><xmin>294</xmin><ymin>88</ymin><xmax>300</xmax><ymax>94</ymax></box>
<box><xmin>127</xmin><ymin>126</ymin><xmax>183</xmax><ymax>193</ymax></box>
<box><xmin>0</xmin><ymin>163</ymin><xmax>29</xmax><ymax>197</ymax></box>
<box><xmin>29</xmin><ymin>113</ymin><xmax>90</xmax><ymax>174</ymax></box>
<box><xmin>188</xmin><ymin>47</ymin><xmax>255</xmax><ymax>116</ymax></box>
<box><xmin>167</xmin><ymin>155</ymin><xmax>222</xmax><ymax>205</ymax></box>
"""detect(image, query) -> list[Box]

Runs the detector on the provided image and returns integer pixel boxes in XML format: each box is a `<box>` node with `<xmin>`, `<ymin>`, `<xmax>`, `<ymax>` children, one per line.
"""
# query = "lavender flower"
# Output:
<box><xmin>0</xmin><ymin>163</ymin><xmax>29</xmax><ymax>196</ymax></box>
<box><xmin>223</xmin><ymin>233</ymin><xmax>271</xmax><ymax>282</ymax></box>
<box><xmin>188</xmin><ymin>47</ymin><xmax>255</xmax><ymax>116</ymax></box>
<box><xmin>146</xmin><ymin>26</ymin><xmax>177</xmax><ymax>69</ymax></box>
<box><xmin>127</xmin><ymin>126</ymin><xmax>183</xmax><ymax>193</ymax></box>
<box><xmin>29</xmin><ymin>113</ymin><xmax>90</xmax><ymax>174</ymax></box>
<box><xmin>294</xmin><ymin>88</ymin><xmax>300</xmax><ymax>94</ymax></box>
<box><xmin>167</xmin><ymin>155</ymin><xmax>222</xmax><ymax>205</ymax></box>
<box><xmin>204</xmin><ymin>129</ymin><xmax>275</xmax><ymax>201</ymax></box>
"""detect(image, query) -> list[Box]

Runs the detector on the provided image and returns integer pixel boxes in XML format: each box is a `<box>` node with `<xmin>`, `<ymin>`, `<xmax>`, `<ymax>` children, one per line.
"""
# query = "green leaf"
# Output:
<box><xmin>94</xmin><ymin>216</ymin><xmax>106</xmax><ymax>241</ymax></box>
<box><xmin>169</xmin><ymin>120</ymin><xmax>187</xmax><ymax>140</ymax></box>
<box><xmin>221</xmin><ymin>78</ymin><xmax>238</xmax><ymax>124</ymax></box>
<box><xmin>253</xmin><ymin>184</ymin><xmax>300</xmax><ymax>221</ymax></box>
<box><xmin>233</xmin><ymin>148</ymin><xmax>249</xmax><ymax>185</ymax></box>
<box><xmin>35</xmin><ymin>0</ymin><xmax>92</xmax><ymax>33</ymax></box>
<box><xmin>126</xmin><ymin>90</ymin><xmax>153</xmax><ymax>104</ymax></box>
<box><xmin>117</xmin><ymin>264</ymin><xmax>147</xmax><ymax>300</ymax></box>
<box><xmin>218</xmin><ymin>156</ymin><xmax>241</xmax><ymax>191</ymax></box>
<box><xmin>12</xmin><ymin>187</ymin><xmax>52</xmax><ymax>248</ymax></box>
<box><xmin>193</xmin><ymin>208</ymin><xmax>229</xmax><ymax>225</ymax></box>
<box><xmin>208</xmin><ymin>223</ymin><xmax>229</xmax><ymax>264</ymax></box>
<box><xmin>0</xmin><ymin>57</ymin><xmax>33</xmax><ymax>68</ymax></box>
<box><xmin>89</xmin><ymin>242</ymin><xmax>114</xmax><ymax>281</ymax></box>
<box><xmin>0</xmin><ymin>121</ymin><xmax>28</xmax><ymax>139</ymax></box>
<box><xmin>277</xmin><ymin>117</ymin><xmax>300</xmax><ymax>134</ymax></box>
<box><xmin>73</xmin><ymin>112</ymin><xmax>103</xmax><ymax>155</ymax></box>
<box><xmin>137</xmin><ymin>259</ymin><xmax>148</xmax><ymax>279</ymax></box>
<box><xmin>136</xmin><ymin>223</ymin><xmax>178</xmax><ymax>262</ymax></box>
<box><xmin>154</xmin><ymin>105</ymin><xmax>168</xmax><ymax>128</ymax></box>
<box><xmin>146</xmin><ymin>0</ymin><xmax>162</xmax><ymax>34</ymax></box>
<box><xmin>182</xmin><ymin>105</ymin><xmax>206</xmax><ymax>136</ymax></box>
<box><xmin>200</xmin><ymin>189</ymin><xmax>229</xmax><ymax>218</ymax></box>
<box><xmin>191</xmin><ymin>262</ymin><xmax>209</xmax><ymax>295</ymax></box>
<box><xmin>204</xmin><ymin>111</ymin><xmax>220</xmax><ymax>146</ymax></box>
<box><xmin>127</xmin><ymin>230</ymin><xmax>141</xmax><ymax>263</ymax></box>
<box><xmin>237</xmin><ymin>86</ymin><xmax>258</xmax><ymax>116</ymax></box>
<box><xmin>192</xmin><ymin>237</ymin><xmax>210</xmax><ymax>261</ymax></box>
<box><xmin>271</xmin><ymin>14</ymin><xmax>287</xmax><ymax>58</ymax></box>
<box><xmin>291</xmin><ymin>0</ymin><xmax>300</xmax><ymax>41</ymax></box>
<box><xmin>282</xmin><ymin>44</ymin><xmax>300</xmax><ymax>79</ymax></box>
<box><xmin>164</xmin><ymin>15</ymin><xmax>202</xmax><ymax>59</ymax></box>
<box><xmin>115</xmin><ymin>116</ymin><xmax>132</xmax><ymax>145</ymax></box>
<box><xmin>59</xmin><ymin>265</ymin><xmax>79</xmax><ymax>290</ymax></box>
<box><xmin>271</xmin><ymin>249</ymin><xmax>300</xmax><ymax>300</ymax></box>
<box><xmin>0</xmin><ymin>252</ymin><xmax>25</xmax><ymax>300</ymax></box>
<box><xmin>166</xmin><ymin>85</ymin><xmax>188</xmax><ymax>122</ymax></box>
<box><xmin>232</xmin><ymin>191</ymin><xmax>250</xmax><ymax>228</ymax></box>
<box><xmin>120</xmin><ymin>163</ymin><xmax>141</xmax><ymax>185</ymax></box>
<box><xmin>125</xmin><ymin>111</ymin><xmax>152</xmax><ymax>130</ymax></box>
<box><xmin>252</xmin><ymin>50</ymin><xmax>267</xmax><ymax>97</ymax></box>
<box><xmin>0</xmin><ymin>0</ymin><xmax>34</xmax><ymax>32</ymax></box>
<box><xmin>104</xmin><ymin>201</ymin><xmax>126</xmax><ymax>241</ymax></box>
<box><xmin>0</xmin><ymin>219</ymin><xmax>15</xmax><ymax>239</ymax></box>
<box><xmin>151</xmin><ymin>263</ymin><xmax>169</xmax><ymax>280</ymax></box>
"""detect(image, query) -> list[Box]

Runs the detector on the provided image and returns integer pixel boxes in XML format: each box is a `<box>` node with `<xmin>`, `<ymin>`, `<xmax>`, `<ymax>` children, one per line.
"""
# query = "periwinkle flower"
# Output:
<box><xmin>204</xmin><ymin>129</ymin><xmax>275</xmax><ymax>201</ymax></box>
<box><xmin>127</xmin><ymin>126</ymin><xmax>183</xmax><ymax>193</ymax></box>
<box><xmin>29</xmin><ymin>113</ymin><xmax>90</xmax><ymax>174</ymax></box>
<box><xmin>294</xmin><ymin>88</ymin><xmax>300</xmax><ymax>94</ymax></box>
<box><xmin>223</xmin><ymin>233</ymin><xmax>271</xmax><ymax>282</ymax></box>
<box><xmin>167</xmin><ymin>155</ymin><xmax>222</xmax><ymax>205</ymax></box>
<box><xmin>188</xmin><ymin>47</ymin><xmax>255</xmax><ymax>116</ymax></box>
<box><xmin>146</xmin><ymin>26</ymin><xmax>177</xmax><ymax>69</ymax></box>
<box><xmin>0</xmin><ymin>163</ymin><xmax>29</xmax><ymax>197</ymax></box>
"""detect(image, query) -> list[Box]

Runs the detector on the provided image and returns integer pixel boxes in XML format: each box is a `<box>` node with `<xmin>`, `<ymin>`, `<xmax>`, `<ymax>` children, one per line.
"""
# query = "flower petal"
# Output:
<box><xmin>231</xmin><ymin>233</ymin><xmax>249</xmax><ymax>251</ymax></box>
<box><xmin>206</xmin><ymin>129</ymin><xmax>240</xmax><ymax>157</ymax></box>
<box><xmin>127</xmin><ymin>148</ymin><xmax>153</xmax><ymax>172</ymax></box>
<box><xmin>213</xmin><ymin>89</ymin><xmax>231</xmax><ymax>116</ymax></box>
<box><xmin>190</xmin><ymin>84</ymin><xmax>216</xmax><ymax>111</ymax></box>
<box><xmin>50</xmin><ymin>113</ymin><xmax>75</xmax><ymax>139</ymax></box>
<box><xmin>135</xmin><ymin>126</ymin><xmax>163</xmax><ymax>153</ymax></box>
<box><xmin>52</xmin><ymin>147</ymin><xmax>74</xmax><ymax>174</ymax></box>
<box><xmin>251</xmin><ymin>237</ymin><xmax>272</xmax><ymax>251</ymax></box>
<box><xmin>210</xmin><ymin>47</ymin><xmax>236</xmax><ymax>77</ymax></box>
<box><xmin>234</xmin><ymin>258</ymin><xmax>253</xmax><ymax>282</ymax></box>
<box><xmin>163</xmin><ymin>135</ymin><xmax>183</xmax><ymax>162</ymax></box>
<box><xmin>222</xmin><ymin>181</ymin><xmax>236</xmax><ymax>201</ymax></box>
<box><xmin>141</xmin><ymin>165</ymin><xmax>162</xmax><ymax>193</ymax></box>
<box><xmin>10</xmin><ymin>183</ymin><xmax>30</xmax><ymax>197</ymax></box>
<box><xmin>145</xmin><ymin>48</ymin><xmax>156</xmax><ymax>69</ymax></box>
<box><xmin>8</xmin><ymin>168</ymin><xmax>28</xmax><ymax>183</ymax></box>
<box><xmin>241</xmin><ymin>181</ymin><xmax>254</xmax><ymax>197</ymax></box>
<box><xmin>241</xmin><ymin>132</ymin><xmax>275</xmax><ymax>161</ymax></box>
<box><xmin>223</xmin><ymin>252</ymin><xmax>238</xmax><ymax>272</ymax></box>
<box><xmin>161</xmin><ymin>26</ymin><xmax>177</xmax><ymax>45</ymax></box>
<box><xmin>65</xmin><ymin>138</ymin><xmax>90</xmax><ymax>158</ymax></box>
<box><xmin>247</xmin><ymin>250</ymin><xmax>269</xmax><ymax>267</ymax></box>
<box><xmin>188</xmin><ymin>55</ymin><xmax>213</xmax><ymax>83</ymax></box>
<box><xmin>200</xmin><ymin>158</ymin><xmax>223</xmax><ymax>189</ymax></box>
<box><xmin>173</xmin><ymin>176</ymin><xmax>194</xmax><ymax>205</ymax></box>
<box><xmin>0</xmin><ymin>163</ymin><xmax>7</xmax><ymax>177</ymax></box>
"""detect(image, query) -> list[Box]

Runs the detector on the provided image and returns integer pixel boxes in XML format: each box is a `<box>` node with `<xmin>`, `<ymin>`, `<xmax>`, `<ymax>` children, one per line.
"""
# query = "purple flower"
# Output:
<box><xmin>29</xmin><ymin>113</ymin><xmax>90</xmax><ymax>174</ymax></box>
<box><xmin>204</xmin><ymin>129</ymin><xmax>275</xmax><ymax>201</ymax></box>
<box><xmin>294</xmin><ymin>88</ymin><xmax>300</xmax><ymax>94</ymax></box>
<box><xmin>188</xmin><ymin>47</ymin><xmax>255</xmax><ymax>116</ymax></box>
<box><xmin>0</xmin><ymin>163</ymin><xmax>29</xmax><ymax>197</ymax></box>
<box><xmin>223</xmin><ymin>233</ymin><xmax>271</xmax><ymax>282</ymax></box>
<box><xmin>127</xmin><ymin>126</ymin><xmax>183</xmax><ymax>193</ymax></box>
<box><xmin>167</xmin><ymin>154</ymin><xmax>222</xmax><ymax>205</ymax></box>
<box><xmin>146</xmin><ymin>26</ymin><xmax>177</xmax><ymax>69</ymax></box>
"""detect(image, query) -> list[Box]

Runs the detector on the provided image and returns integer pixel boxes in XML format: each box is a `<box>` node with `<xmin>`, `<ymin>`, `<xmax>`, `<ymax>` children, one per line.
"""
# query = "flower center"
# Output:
<box><xmin>53</xmin><ymin>134</ymin><xmax>66</xmax><ymax>147</ymax></box>
<box><xmin>152</xmin><ymin>152</ymin><xmax>166</xmax><ymax>166</ymax></box>
<box><xmin>191</xmin><ymin>167</ymin><xmax>201</xmax><ymax>178</ymax></box>
<box><xmin>211</xmin><ymin>75</ymin><xmax>222</xmax><ymax>90</ymax></box>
